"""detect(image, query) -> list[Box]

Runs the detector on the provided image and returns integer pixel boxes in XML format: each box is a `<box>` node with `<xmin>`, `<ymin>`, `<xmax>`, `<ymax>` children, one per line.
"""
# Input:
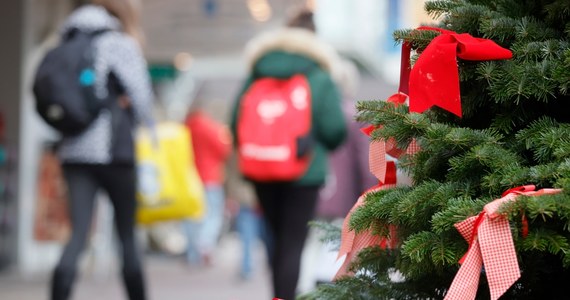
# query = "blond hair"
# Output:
<box><xmin>91</xmin><ymin>0</ymin><xmax>145</xmax><ymax>45</ymax></box>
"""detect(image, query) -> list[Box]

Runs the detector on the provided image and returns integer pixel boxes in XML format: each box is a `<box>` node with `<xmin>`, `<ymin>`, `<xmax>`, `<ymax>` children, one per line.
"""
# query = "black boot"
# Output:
<box><xmin>50</xmin><ymin>265</ymin><xmax>76</xmax><ymax>300</ymax></box>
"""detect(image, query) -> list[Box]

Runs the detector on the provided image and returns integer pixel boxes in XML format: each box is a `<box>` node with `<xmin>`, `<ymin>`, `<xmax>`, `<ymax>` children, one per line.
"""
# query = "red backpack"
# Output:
<box><xmin>237</xmin><ymin>74</ymin><xmax>312</xmax><ymax>181</ymax></box>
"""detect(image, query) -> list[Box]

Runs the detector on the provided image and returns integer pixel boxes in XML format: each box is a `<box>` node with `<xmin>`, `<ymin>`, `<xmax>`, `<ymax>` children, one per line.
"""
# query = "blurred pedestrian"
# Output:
<box><xmin>298</xmin><ymin>59</ymin><xmax>378</xmax><ymax>293</ymax></box>
<box><xmin>230</xmin><ymin>8</ymin><xmax>347</xmax><ymax>300</ymax></box>
<box><xmin>184</xmin><ymin>104</ymin><xmax>232</xmax><ymax>266</ymax></box>
<box><xmin>43</xmin><ymin>1</ymin><xmax>155</xmax><ymax>300</ymax></box>
<box><xmin>225</xmin><ymin>150</ymin><xmax>274</xmax><ymax>280</ymax></box>
<box><xmin>225</xmin><ymin>150</ymin><xmax>261</xmax><ymax>279</ymax></box>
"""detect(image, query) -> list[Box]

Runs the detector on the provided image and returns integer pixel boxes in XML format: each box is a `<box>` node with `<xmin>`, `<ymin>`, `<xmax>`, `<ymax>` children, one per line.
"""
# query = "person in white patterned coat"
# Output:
<box><xmin>48</xmin><ymin>1</ymin><xmax>154</xmax><ymax>299</ymax></box>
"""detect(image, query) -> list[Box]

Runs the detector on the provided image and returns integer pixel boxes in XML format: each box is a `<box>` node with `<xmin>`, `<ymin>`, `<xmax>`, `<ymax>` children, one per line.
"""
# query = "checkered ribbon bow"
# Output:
<box><xmin>335</xmin><ymin>114</ymin><xmax>421</xmax><ymax>280</ymax></box>
<box><xmin>444</xmin><ymin>185</ymin><xmax>562</xmax><ymax>300</ymax></box>
<box><xmin>334</xmin><ymin>163</ymin><xmax>398</xmax><ymax>280</ymax></box>
<box><xmin>335</xmin><ymin>92</ymin><xmax>423</xmax><ymax>280</ymax></box>
<box><xmin>362</xmin><ymin>109</ymin><xmax>420</xmax><ymax>186</ymax></box>
<box><xmin>368</xmin><ymin>137</ymin><xmax>419</xmax><ymax>184</ymax></box>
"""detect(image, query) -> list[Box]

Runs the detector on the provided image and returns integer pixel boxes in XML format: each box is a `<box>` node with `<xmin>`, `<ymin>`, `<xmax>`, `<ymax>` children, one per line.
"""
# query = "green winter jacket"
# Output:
<box><xmin>230</xmin><ymin>28</ymin><xmax>347</xmax><ymax>186</ymax></box>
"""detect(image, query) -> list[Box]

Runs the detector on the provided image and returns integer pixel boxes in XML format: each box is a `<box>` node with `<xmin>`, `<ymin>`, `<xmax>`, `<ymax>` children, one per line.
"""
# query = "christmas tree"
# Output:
<box><xmin>302</xmin><ymin>0</ymin><xmax>570</xmax><ymax>299</ymax></box>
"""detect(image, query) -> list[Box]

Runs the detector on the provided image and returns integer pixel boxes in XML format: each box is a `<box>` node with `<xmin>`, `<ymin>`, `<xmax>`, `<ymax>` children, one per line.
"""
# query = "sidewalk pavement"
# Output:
<box><xmin>0</xmin><ymin>232</ymin><xmax>273</xmax><ymax>300</ymax></box>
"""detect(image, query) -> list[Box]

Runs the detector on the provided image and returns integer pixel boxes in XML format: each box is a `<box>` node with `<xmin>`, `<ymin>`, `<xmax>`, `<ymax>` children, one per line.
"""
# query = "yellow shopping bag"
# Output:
<box><xmin>135</xmin><ymin>122</ymin><xmax>205</xmax><ymax>225</ymax></box>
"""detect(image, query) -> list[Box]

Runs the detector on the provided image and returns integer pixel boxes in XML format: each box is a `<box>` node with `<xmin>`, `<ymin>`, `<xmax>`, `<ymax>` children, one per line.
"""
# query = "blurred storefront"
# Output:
<box><xmin>1</xmin><ymin>0</ymin><xmax>430</xmax><ymax>275</ymax></box>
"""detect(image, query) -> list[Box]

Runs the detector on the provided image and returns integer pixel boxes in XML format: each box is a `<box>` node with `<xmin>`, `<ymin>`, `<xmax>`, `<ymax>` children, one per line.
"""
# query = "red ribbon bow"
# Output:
<box><xmin>397</xmin><ymin>26</ymin><xmax>512</xmax><ymax>117</ymax></box>
<box><xmin>444</xmin><ymin>185</ymin><xmax>562</xmax><ymax>300</ymax></box>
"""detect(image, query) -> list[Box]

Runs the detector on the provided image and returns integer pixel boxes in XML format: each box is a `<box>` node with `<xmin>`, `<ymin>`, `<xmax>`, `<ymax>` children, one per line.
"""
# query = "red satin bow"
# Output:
<box><xmin>397</xmin><ymin>26</ymin><xmax>512</xmax><ymax>117</ymax></box>
<box><xmin>445</xmin><ymin>185</ymin><xmax>562</xmax><ymax>300</ymax></box>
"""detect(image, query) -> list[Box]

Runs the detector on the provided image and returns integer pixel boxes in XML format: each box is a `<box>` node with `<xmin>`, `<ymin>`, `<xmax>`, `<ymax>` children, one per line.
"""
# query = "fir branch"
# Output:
<box><xmin>431</xmin><ymin>196</ymin><xmax>488</xmax><ymax>234</ymax></box>
<box><xmin>350</xmin><ymin>247</ymin><xmax>399</xmax><ymax>279</ymax></box>
<box><xmin>529</xmin><ymin>162</ymin><xmax>563</xmax><ymax>185</ymax></box>
<box><xmin>393</xmin><ymin>28</ymin><xmax>441</xmax><ymax>50</ymax></box>
<box><xmin>521</xmin><ymin>122</ymin><xmax>570</xmax><ymax>163</ymax></box>
<box><xmin>425</xmin><ymin>0</ymin><xmax>462</xmax><ymax>20</ymax></box>
<box><xmin>446</xmin><ymin>3</ymin><xmax>491</xmax><ymax>35</ymax></box>
<box><xmin>553</xmin><ymin>137</ymin><xmax>570</xmax><ymax>160</ymax></box>
<box><xmin>520</xmin><ymin>228</ymin><xmax>570</xmax><ymax>256</ymax></box>
<box><xmin>429</xmin><ymin>235</ymin><xmax>465</xmax><ymax>267</ymax></box>
<box><xmin>517</xmin><ymin>117</ymin><xmax>559</xmax><ymax>150</ymax></box>
<box><xmin>523</xmin><ymin>194</ymin><xmax>559</xmax><ymax>222</ymax></box>
<box><xmin>555</xmin><ymin>159</ymin><xmax>570</xmax><ymax>191</ymax></box>
<box><xmin>563</xmin><ymin>252</ymin><xmax>570</xmax><ymax>268</ymax></box>
<box><xmin>355</xmin><ymin>100</ymin><xmax>409</xmax><ymax>126</ymax></box>
<box><xmin>405</xmin><ymin>148</ymin><xmax>447</xmax><ymax>184</ymax></box>
<box><xmin>553</xmin><ymin>49</ymin><xmax>570</xmax><ymax>94</ymax></box>
<box><xmin>515</xmin><ymin>17</ymin><xmax>559</xmax><ymax>42</ymax></box>
<box><xmin>543</xmin><ymin>0</ymin><xmax>570</xmax><ymax>29</ymax></box>
<box><xmin>489</xmin><ymin>112</ymin><xmax>518</xmax><ymax>134</ymax></box>
<box><xmin>308</xmin><ymin>220</ymin><xmax>342</xmax><ymax>251</ymax></box>
<box><xmin>299</xmin><ymin>275</ymin><xmax>381</xmax><ymax>300</ymax></box>
<box><xmin>511</xmin><ymin>40</ymin><xmax>569</xmax><ymax>63</ymax></box>
<box><xmin>401</xmin><ymin>232</ymin><xmax>464</xmax><ymax>270</ymax></box>
<box><xmin>479</xmin><ymin>15</ymin><xmax>518</xmax><ymax>43</ymax></box>
<box><xmin>393</xmin><ymin>181</ymin><xmax>467</xmax><ymax>232</ymax></box>
<box><xmin>476</xmin><ymin>61</ymin><xmax>499</xmax><ymax>85</ymax></box>
<box><xmin>481</xmin><ymin>165</ymin><xmax>531</xmax><ymax>194</ymax></box>
<box><xmin>447</xmin><ymin>144</ymin><xmax>521</xmax><ymax>186</ymax></box>
<box><xmin>372</xmin><ymin>112</ymin><xmax>431</xmax><ymax>148</ymax></box>
<box><xmin>348</xmin><ymin>188</ymin><xmax>410</xmax><ymax>234</ymax></box>
<box><xmin>402</xmin><ymin>231</ymin><xmax>439</xmax><ymax>264</ymax></box>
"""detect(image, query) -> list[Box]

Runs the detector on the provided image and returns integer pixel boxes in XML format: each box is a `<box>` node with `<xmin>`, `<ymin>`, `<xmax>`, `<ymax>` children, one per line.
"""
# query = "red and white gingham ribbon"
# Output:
<box><xmin>336</xmin><ymin>96</ymin><xmax>422</xmax><ymax>280</ymax></box>
<box><xmin>368</xmin><ymin>140</ymin><xmax>387</xmax><ymax>183</ymax></box>
<box><xmin>335</xmin><ymin>180</ymin><xmax>398</xmax><ymax>280</ymax></box>
<box><xmin>364</xmin><ymin>128</ymin><xmax>419</xmax><ymax>185</ymax></box>
<box><xmin>445</xmin><ymin>185</ymin><xmax>562</xmax><ymax>300</ymax></box>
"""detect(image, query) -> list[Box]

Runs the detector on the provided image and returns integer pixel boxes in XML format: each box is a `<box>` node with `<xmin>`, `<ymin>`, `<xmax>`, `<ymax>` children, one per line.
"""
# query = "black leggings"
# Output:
<box><xmin>254</xmin><ymin>183</ymin><xmax>319</xmax><ymax>300</ymax></box>
<box><xmin>51</xmin><ymin>164</ymin><xmax>146</xmax><ymax>300</ymax></box>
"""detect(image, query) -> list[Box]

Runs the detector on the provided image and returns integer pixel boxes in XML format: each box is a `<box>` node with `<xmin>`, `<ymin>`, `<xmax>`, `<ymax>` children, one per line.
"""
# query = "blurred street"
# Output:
<box><xmin>0</xmin><ymin>1</ymin><xmax>425</xmax><ymax>299</ymax></box>
<box><xmin>0</xmin><ymin>232</ymin><xmax>272</xmax><ymax>300</ymax></box>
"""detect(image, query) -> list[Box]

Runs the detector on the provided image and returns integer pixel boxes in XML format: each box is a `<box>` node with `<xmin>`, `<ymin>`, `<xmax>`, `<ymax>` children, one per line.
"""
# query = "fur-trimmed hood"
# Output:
<box><xmin>244</xmin><ymin>28</ymin><xmax>342</xmax><ymax>81</ymax></box>
<box><xmin>60</xmin><ymin>5</ymin><xmax>121</xmax><ymax>36</ymax></box>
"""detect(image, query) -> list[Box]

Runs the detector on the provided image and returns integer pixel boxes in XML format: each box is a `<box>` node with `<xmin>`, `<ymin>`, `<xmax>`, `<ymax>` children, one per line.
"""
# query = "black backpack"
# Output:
<box><xmin>33</xmin><ymin>30</ymin><xmax>111</xmax><ymax>136</ymax></box>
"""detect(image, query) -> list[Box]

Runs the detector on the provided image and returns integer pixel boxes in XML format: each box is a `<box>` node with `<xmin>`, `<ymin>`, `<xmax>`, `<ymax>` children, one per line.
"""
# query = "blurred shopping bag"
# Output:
<box><xmin>136</xmin><ymin>122</ymin><xmax>205</xmax><ymax>225</ymax></box>
<box><xmin>34</xmin><ymin>146</ymin><xmax>70</xmax><ymax>242</ymax></box>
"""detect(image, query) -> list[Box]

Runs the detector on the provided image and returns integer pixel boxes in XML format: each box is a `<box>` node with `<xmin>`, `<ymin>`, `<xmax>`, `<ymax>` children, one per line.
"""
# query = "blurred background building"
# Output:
<box><xmin>0</xmin><ymin>0</ymin><xmax>430</xmax><ymax>277</ymax></box>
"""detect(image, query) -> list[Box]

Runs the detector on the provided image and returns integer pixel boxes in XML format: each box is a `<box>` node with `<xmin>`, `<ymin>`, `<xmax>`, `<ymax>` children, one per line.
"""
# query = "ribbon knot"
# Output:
<box><xmin>445</xmin><ymin>185</ymin><xmax>562</xmax><ymax>300</ymax></box>
<box><xmin>361</xmin><ymin>93</ymin><xmax>420</xmax><ymax>185</ymax></box>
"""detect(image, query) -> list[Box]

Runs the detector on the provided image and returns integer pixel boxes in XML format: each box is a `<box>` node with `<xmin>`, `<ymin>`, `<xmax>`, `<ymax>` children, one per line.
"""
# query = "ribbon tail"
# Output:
<box><xmin>337</xmin><ymin>195</ymin><xmax>368</xmax><ymax>260</ymax></box>
<box><xmin>398</xmin><ymin>42</ymin><xmax>412</xmax><ymax>95</ymax></box>
<box><xmin>369</xmin><ymin>140</ymin><xmax>387</xmax><ymax>182</ymax></box>
<box><xmin>444</xmin><ymin>239</ymin><xmax>483</xmax><ymax>300</ymax></box>
<box><xmin>337</xmin><ymin>213</ymin><xmax>356</xmax><ymax>260</ymax></box>
<box><xmin>479</xmin><ymin>218</ymin><xmax>521</xmax><ymax>300</ymax></box>
<box><xmin>334</xmin><ymin>251</ymin><xmax>355</xmax><ymax>280</ymax></box>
